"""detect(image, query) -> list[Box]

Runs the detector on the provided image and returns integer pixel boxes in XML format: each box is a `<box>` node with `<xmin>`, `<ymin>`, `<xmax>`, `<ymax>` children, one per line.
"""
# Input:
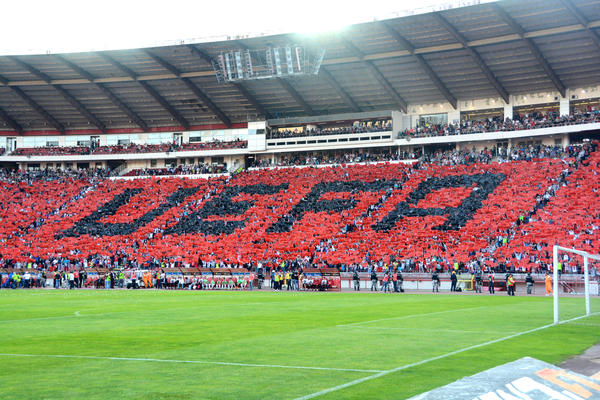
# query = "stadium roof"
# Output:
<box><xmin>0</xmin><ymin>0</ymin><xmax>599</xmax><ymax>135</ymax></box>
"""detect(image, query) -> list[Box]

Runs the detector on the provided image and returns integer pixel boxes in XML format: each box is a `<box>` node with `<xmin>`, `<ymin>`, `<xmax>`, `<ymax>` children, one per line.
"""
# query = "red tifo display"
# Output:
<box><xmin>0</xmin><ymin>153</ymin><xmax>598</xmax><ymax>270</ymax></box>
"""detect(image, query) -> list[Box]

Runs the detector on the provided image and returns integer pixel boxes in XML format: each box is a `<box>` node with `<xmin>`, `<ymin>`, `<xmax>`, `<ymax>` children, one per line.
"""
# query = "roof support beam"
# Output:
<box><xmin>98</xmin><ymin>52</ymin><xmax>190</xmax><ymax>130</ymax></box>
<box><xmin>339</xmin><ymin>36</ymin><xmax>408</xmax><ymax>112</ymax></box>
<box><xmin>138</xmin><ymin>81</ymin><xmax>190</xmax><ymax>130</ymax></box>
<box><xmin>54</xmin><ymin>55</ymin><xmax>149</xmax><ymax>132</ymax></box>
<box><xmin>382</xmin><ymin>22</ymin><xmax>457</xmax><ymax>109</ymax></box>
<box><xmin>9</xmin><ymin>56</ymin><xmax>107</xmax><ymax>133</ymax></box>
<box><xmin>145</xmin><ymin>50</ymin><xmax>231</xmax><ymax>128</ymax></box>
<box><xmin>320</xmin><ymin>67</ymin><xmax>361</xmax><ymax>112</ymax></box>
<box><xmin>559</xmin><ymin>0</ymin><xmax>600</xmax><ymax>53</ymax></box>
<box><xmin>364</xmin><ymin>62</ymin><xmax>408</xmax><ymax>113</ymax></box>
<box><xmin>0</xmin><ymin>106</ymin><xmax>23</xmax><ymax>134</ymax></box>
<box><xmin>231</xmin><ymin>82</ymin><xmax>270</xmax><ymax>118</ymax></box>
<box><xmin>277</xmin><ymin>78</ymin><xmax>314</xmax><ymax>115</ymax></box>
<box><xmin>492</xmin><ymin>4</ymin><xmax>567</xmax><ymax>98</ymax></box>
<box><xmin>186</xmin><ymin>45</ymin><xmax>271</xmax><ymax>119</ymax></box>
<box><xmin>8</xmin><ymin>85</ymin><xmax>65</xmax><ymax>133</ymax></box>
<box><xmin>432</xmin><ymin>13</ymin><xmax>510</xmax><ymax>104</ymax></box>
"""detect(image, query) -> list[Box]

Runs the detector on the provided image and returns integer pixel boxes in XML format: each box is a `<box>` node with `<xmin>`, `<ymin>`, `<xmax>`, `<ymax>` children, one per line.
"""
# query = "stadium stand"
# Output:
<box><xmin>268</xmin><ymin>121</ymin><xmax>392</xmax><ymax>139</ymax></box>
<box><xmin>401</xmin><ymin>111</ymin><xmax>600</xmax><ymax>139</ymax></box>
<box><xmin>0</xmin><ymin>142</ymin><xmax>595</xmax><ymax>277</ymax></box>
<box><xmin>254</xmin><ymin>148</ymin><xmax>414</xmax><ymax>168</ymax></box>
<box><xmin>494</xmin><ymin>149</ymin><xmax>600</xmax><ymax>272</ymax></box>
<box><xmin>123</xmin><ymin>164</ymin><xmax>226</xmax><ymax>176</ymax></box>
<box><xmin>11</xmin><ymin>146</ymin><xmax>91</xmax><ymax>156</ymax></box>
<box><xmin>7</xmin><ymin>139</ymin><xmax>248</xmax><ymax>157</ymax></box>
<box><xmin>93</xmin><ymin>143</ymin><xmax>174</xmax><ymax>155</ymax></box>
<box><xmin>180</xmin><ymin>140</ymin><xmax>247</xmax><ymax>151</ymax></box>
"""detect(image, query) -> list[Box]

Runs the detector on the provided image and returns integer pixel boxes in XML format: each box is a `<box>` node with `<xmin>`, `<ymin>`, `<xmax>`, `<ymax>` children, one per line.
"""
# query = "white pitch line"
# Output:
<box><xmin>0</xmin><ymin>353</ymin><xmax>383</xmax><ymax>374</ymax></box>
<box><xmin>353</xmin><ymin>326</ymin><xmax>512</xmax><ymax>335</ymax></box>
<box><xmin>295</xmin><ymin>312</ymin><xmax>600</xmax><ymax>400</ymax></box>
<box><xmin>336</xmin><ymin>305</ymin><xmax>488</xmax><ymax>327</ymax></box>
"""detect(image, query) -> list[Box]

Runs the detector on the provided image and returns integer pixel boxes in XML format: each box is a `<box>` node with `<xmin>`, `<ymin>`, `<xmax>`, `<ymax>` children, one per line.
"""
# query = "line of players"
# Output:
<box><xmin>135</xmin><ymin>271</ymin><xmax>256</xmax><ymax>290</ymax></box>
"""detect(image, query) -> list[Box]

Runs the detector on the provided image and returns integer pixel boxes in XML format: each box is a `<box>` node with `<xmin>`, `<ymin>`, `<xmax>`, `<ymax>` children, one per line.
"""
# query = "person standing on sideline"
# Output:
<box><xmin>392</xmin><ymin>270</ymin><xmax>398</xmax><ymax>292</ymax></box>
<box><xmin>68</xmin><ymin>271</ymin><xmax>75</xmax><ymax>290</ymax></box>
<box><xmin>488</xmin><ymin>273</ymin><xmax>495</xmax><ymax>294</ymax></box>
<box><xmin>507</xmin><ymin>273</ymin><xmax>515</xmax><ymax>296</ymax></box>
<box><xmin>285</xmin><ymin>271</ymin><xmax>292</xmax><ymax>290</ymax></box>
<box><xmin>381</xmin><ymin>273</ymin><xmax>390</xmax><ymax>293</ymax></box>
<box><xmin>545</xmin><ymin>272</ymin><xmax>553</xmax><ymax>296</ymax></box>
<box><xmin>450</xmin><ymin>270</ymin><xmax>458</xmax><ymax>292</ymax></box>
<box><xmin>292</xmin><ymin>269</ymin><xmax>299</xmax><ymax>291</ymax></box>
<box><xmin>432</xmin><ymin>270</ymin><xmax>440</xmax><ymax>292</ymax></box>
<box><xmin>73</xmin><ymin>270</ymin><xmax>79</xmax><ymax>288</ymax></box>
<box><xmin>370</xmin><ymin>269</ymin><xmax>378</xmax><ymax>291</ymax></box>
<box><xmin>248</xmin><ymin>271</ymin><xmax>254</xmax><ymax>291</ymax></box>
<box><xmin>398</xmin><ymin>270</ymin><xmax>404</xmax><ymax>293</ymax></box>
<box><xmin>525</xmin><ymin>272</ymin><xmax>535</xmax><ymax>294</ymax></box>
<box><xmin>54</xmin><ymin>271</ymin><xmax>61</xmax><ymax>289</ymax></box>
<box><xmin>353</xmin><ymin>269</ymin><xmax>360</xmax><ymax>291</ymax></box>
<box><xmin>475</xmin><ymin>269</ymin><xmax>483</xmax><ymax>293</ymax></box>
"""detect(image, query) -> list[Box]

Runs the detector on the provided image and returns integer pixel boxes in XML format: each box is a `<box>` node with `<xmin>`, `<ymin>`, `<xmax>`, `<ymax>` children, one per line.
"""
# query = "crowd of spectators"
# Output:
<box><xmin>254</xmin><ymin>149</ymin><xmax>417</xmax><ymax>168</ymax></box>
<box><xmin>11</xmin><ymin>146</ymin><xmax>91</xmax><ymax>156</ymax></box>
<box><xmin>181</xmin><ymin>139</ymin><xmax>247</xmax><ymax>151</ymax></box>
<box><xmin>400</xmin><ymin>110</ymin><xmax>600</xmax><ymax>139</ymax></box>
<box><xmin>123</xmin><ymin>164</ymin><xmax>226</xmax><ymax>177</ymax></box>
<box><xmin>0</xmin><ymin>136</ymin><xmax>597</xmax><ymax>281</ymax></box>
<box><xmin>253</xmin><ymin>142</ymin><xmax>586</xmax><ymax>170</ymax></box>
<box><xmin>268</xmin><ymin>120</ymin><xmax>392</xmax><ymax>139</ymax></box>
<box><xmin>0</xmin><ymin>167</ymin><xmax>109</xmax><ymax>184</ymax></box>
<box><xmin>93</xmin><ymin>143</ymin><xmax>173</xmax><ymax>155</ymax></box>
<box><xmin>7</xmin><ymin>139</ymin><xmax>248</xmax><ymax>157</ymax></box>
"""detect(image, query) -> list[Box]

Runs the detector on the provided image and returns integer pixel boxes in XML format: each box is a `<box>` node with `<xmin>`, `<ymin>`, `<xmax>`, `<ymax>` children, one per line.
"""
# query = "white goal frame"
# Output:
<box><xmin>553</xmin><ymin>245</ymin><xmax>599</xmax><ymax>324</ymax></box>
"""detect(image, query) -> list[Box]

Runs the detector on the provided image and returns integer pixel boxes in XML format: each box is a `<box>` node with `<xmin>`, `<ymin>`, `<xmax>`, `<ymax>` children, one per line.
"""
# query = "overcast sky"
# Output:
<box><xmin>1</xmin><ymin>0</ymin><xmax>493</xmax><ymax>55</ymax></box>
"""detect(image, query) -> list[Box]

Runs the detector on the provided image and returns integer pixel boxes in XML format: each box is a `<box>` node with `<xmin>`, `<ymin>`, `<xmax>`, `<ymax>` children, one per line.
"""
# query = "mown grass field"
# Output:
<box><xmin>0</xmin><ymin>289</ymin><xmax>598</xmax><ymax>399</ymax></box>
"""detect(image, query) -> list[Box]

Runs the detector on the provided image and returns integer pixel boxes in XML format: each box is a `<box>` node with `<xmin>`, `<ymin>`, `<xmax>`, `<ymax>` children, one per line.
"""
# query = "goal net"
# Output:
<box><xmin>552</xmin><ymin>245</ymin><xmax>600</xmax><ymax>324</ymax></box>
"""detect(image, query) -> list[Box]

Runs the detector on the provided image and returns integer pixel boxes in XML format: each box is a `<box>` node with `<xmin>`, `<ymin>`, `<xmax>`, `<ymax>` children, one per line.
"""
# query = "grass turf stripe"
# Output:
<box><xmin>0</xmin><ymin>353</ymin><xmax>384</xmax><ymax>373</ymax></box>
<box><xmin>295</xmin><ymin>312</ymin><xmax>600</xmax><ymax>400</ymax></box>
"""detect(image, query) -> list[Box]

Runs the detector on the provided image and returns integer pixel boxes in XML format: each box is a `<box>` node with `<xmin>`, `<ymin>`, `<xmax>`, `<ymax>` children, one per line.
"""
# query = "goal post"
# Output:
<box><xmin>553</xmin><ymin>245</ymin><xmax>599</xmax><ymax>324</ymax></box>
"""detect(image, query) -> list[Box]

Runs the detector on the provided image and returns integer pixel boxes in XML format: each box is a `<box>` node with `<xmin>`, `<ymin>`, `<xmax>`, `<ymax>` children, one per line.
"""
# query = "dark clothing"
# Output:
<box><xmin>432</xmin><ymin>272</ymin><xmax>440</xmax><ymax>292</ymax></box>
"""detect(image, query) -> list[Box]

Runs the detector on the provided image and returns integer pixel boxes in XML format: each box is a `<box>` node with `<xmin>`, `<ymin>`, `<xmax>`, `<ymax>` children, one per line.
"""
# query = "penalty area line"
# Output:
<box><xmin>0</xmin><ymin>353</ymin><xmax>383</xmax><ymax>374</ymax></box>
<box><xmin>295</xmin><ymin>312</ymin><xmax>600</xmax><ymax>400</ymax></box>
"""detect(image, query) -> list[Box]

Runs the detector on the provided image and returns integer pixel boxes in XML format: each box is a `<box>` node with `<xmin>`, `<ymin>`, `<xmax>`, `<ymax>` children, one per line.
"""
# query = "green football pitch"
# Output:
<box><xmin>1</xmin><ymin>290</ymin><xmax>599</xmax><ymax>399</ymax></box>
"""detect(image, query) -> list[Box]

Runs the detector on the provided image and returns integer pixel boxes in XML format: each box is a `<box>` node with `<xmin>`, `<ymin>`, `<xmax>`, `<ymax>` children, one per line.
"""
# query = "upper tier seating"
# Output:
<box><xmin>401</xmin><ymin>110</ymin><xmax>600</xmax><ymax>138</ymax></box>
<box><xmin>93</xmin><ymin>143</ymin><xmax>173</xmax><ymax>154</ymax></box>
<box><xmin>11</xmin><ymin>146</ymin><xmax>90</xmax><ymax>156</ymax></box>
<box><xmin>180</xmin><ymin>140</ymin><xmax>247</xmax><ymax>151</ymax></box>
<box><xmin>0</xmin><ymin>142</ymin><xmax>596</xmax><ymax>273</ymax></box>
<box><xmin>7</xmin><ymin>140</ymin><xmax>247</xmax><ymax>156</ymax></box>
<box><xmin>268</xmin><ymin>121</ymin><xmax>392</xmax><ymax>139</ymax></box>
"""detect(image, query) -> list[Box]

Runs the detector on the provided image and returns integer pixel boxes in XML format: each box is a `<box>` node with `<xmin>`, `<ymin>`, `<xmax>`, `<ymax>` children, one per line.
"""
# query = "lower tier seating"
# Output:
<box><xmin>0</xmin><ymin>145</ymin><xmax>597</xmax><ymax>272</ymax></box>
